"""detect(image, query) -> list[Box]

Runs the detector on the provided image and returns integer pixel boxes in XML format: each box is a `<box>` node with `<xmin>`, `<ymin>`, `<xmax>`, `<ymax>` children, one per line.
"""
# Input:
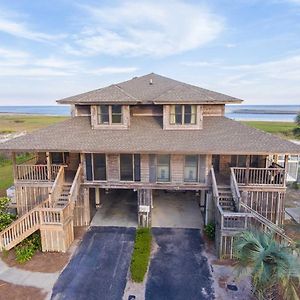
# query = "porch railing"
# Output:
<box><xmin>15</xmin><ymin>164</ymin><xmax>62</xmax><ymax>181</ymax></box>
<box><xmin>232</xmin><ymin>167</ymin><xmax>285</xmax><ymax>187</ymax></box>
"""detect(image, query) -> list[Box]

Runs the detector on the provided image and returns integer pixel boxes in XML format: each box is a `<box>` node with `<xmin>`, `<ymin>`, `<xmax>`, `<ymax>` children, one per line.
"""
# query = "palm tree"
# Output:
<box><xmin>234</xmin><ymin>230</ymin><xmax>300</xmax><ymax>300</ymax></box>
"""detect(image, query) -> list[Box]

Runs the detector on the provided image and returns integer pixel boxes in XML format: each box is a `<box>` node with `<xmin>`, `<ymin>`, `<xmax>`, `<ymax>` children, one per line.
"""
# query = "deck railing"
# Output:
<box><xmin>15</xmin><ymin>164</ymin><xmax>62</xmax><ymax>181</ymax></box>
<box><xmin>232</xmin><ymin>167</ymin><xmax>285</xmax><ymax>187</ymax></box>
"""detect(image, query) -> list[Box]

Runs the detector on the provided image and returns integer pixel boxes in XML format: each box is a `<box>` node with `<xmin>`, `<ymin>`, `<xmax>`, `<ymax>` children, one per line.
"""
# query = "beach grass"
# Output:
<box><xmin>242</xmin><ymin>121</ymin><xmax>298</xmax><ymax>139</ymax></box>
<box><xmin>0</xmin><ymin>115</ymin><xmax>68</xmax><ymax>133</ymax></box>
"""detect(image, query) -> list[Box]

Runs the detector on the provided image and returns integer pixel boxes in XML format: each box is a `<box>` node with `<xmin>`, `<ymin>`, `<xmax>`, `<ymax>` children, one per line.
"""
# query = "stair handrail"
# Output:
<box><xmin>240</xmin><ymin>201</ymin><xmax>295</xmax><ymax>245</ymax></box>
<box><xmin>49</xmin><ymin>165</ymin><xmax>65</xmax><ymax>205</ymax></box>
<box><xmin>68</xmin><ymin>164</ymin><xmax>83</xmax><ymax>203</ymax></box>
<box><xmin>0</xmin><ymin>198</ymin><xmax>49</xmax><ymax>250</ymax></box>
<box><xmin>230</xmin><ymin>168</ymin><xmax>241</xmax><ymax>210</ymax></box>
<box><xmin>210</xmin><ymin>166</ymin><xmax>219</xmax><ymax>199</ymax></box>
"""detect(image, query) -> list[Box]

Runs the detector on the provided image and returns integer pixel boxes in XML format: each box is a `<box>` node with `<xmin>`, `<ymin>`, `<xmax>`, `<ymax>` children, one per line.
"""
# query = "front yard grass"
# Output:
<box><xmin>242</xmin><ymin>121</ymin><xmax>298</xmax><ymax>139</ymax></box>
<box><xmin>130</xmin><ymin>227</ymin><xmax>152</xmax><ymax>282</ymax></box>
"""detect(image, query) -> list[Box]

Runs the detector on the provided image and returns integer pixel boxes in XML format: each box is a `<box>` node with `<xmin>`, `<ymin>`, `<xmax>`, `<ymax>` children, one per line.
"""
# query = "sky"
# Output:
<box><xmin>0</xmin><ymin>0</ymin><xmax>299</xmax><ymax>105</ymax></box>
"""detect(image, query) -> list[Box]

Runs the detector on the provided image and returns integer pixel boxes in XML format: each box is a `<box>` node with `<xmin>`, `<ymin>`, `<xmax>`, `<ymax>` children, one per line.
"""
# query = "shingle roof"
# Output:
<box><xmin>57</xmin><ymin>73</ymin><xmax>243</xmax><ymax>105</ymax></box>
<box><xmin>1</xmin><ymin>116</ymin><xmax>299</xmax><ymax>155</ymax></box>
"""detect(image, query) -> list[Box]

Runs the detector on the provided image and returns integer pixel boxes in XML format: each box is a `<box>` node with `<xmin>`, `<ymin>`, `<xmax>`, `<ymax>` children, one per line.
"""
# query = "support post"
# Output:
<box><xmin>95</xmin><ymin>188</ymin><xmax>100</xmax><ymax>208</ymax></box>
<box><xmin>46</xmin><ymin>152</ymin><xmax>51</xmax><ymax>181</ymax></box>
<box><xmin>83</xmin><ymin>187</ymin><xmax>90</xmax><ymax>225</ymax></box>
<box><xmin>245</xmin><ymin>155</ymin><xmax>250</xmax><ymax>185</ymax></box>
<box><xmin>12</xmin><ymin>152</ymin><xmax>17</xmax><ymax>182</ymax></box>
<box><xmin>284</xmin><ymin>154</ymin><xmax>289</xmax><ymax>186</ymax></box>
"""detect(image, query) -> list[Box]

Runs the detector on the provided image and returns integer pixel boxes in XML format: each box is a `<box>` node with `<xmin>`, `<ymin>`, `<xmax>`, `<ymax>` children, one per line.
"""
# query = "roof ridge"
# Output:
<box><xmin>114</xmin><ymin>84</ymin><xmax>139</xmax><ymax>101</ymax></box>
<box><xmin>152</xmin><ymin>82</ymin><xmax>186</xmax><ymax>101</ymax></box>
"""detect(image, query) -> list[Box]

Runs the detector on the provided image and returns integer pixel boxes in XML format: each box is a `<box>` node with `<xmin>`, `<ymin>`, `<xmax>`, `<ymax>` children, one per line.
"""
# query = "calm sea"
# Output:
<box><xmin>0</xmin><ymin>105</ymin><xmax>299</xmax><ymax>122</ymax></box>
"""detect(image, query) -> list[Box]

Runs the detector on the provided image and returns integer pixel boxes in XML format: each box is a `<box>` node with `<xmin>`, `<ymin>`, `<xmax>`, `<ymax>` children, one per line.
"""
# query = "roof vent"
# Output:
<box><xmin>149</xmin><ymin>78</ymin><xmax>153</xmax><ymax>85</ymax></box>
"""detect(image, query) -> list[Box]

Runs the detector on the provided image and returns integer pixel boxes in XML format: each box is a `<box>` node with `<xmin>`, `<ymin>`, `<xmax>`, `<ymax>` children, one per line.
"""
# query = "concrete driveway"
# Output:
<box><xmin>152</xmin><ymin>191</ymin><xmax>204</xmax><ymax>228</ymax></box>
<box><xmin>51</xmin><ymin>227</ymin><xmax>135</xmax><ymax>300</ymax></box>
<box><xmin>146</xmin><ymin>228</ymin><xmax>214</xmax><ymax>300</ymax></box>
<box><xmin>91</xmin><ymin>189</ymin><xmax>138</xmax><ymax>227</ymax></box>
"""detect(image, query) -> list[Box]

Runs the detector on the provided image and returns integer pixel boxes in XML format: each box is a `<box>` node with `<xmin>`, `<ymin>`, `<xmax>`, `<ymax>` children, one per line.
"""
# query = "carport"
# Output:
<box><xmin>91</xmin><ymin>189</ymin><xmax>138</xmax><ymax>227</ymax></box>
<box><xmin>151</xmin><ymin>190</ymin><xmax>204</xmax><ymax>229</ymax></box>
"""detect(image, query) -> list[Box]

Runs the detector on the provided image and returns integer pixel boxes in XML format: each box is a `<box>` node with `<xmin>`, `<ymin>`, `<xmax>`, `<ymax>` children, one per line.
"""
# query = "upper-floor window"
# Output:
<box><xmin>170</xmin><ymin>105</ymin><xmax>196</xmax><ymax>125</ymax></box>
<box><xmin>97</xmin><ymin>105</ymin><xmax>123</xmax><ymax>125</ymax></box>
<box><xmin>86</xmin><ymin>153</ymin><xmax>106</xmax><ymax>181</ymax></box>
<box><xmin>184</xmin><ymin>155</ymin><xmax>198</xmax><ymax>182</ymax></box>
<box><xmin>120</xmin><ymin>154</ymin><xmax>141</xmax><ymax>181</ymax></box>
<box><xmin>157</xmin><ymin>154</ymin><xmax>170</xmax><ymax>182</ymax></box>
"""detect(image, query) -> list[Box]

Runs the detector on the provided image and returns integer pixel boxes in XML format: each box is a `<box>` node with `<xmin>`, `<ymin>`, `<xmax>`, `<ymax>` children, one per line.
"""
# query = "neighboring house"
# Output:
<box><xmin>0</xmin><ymin>73</ymin><xmax>299</xmax><ymax>257</ymax></box>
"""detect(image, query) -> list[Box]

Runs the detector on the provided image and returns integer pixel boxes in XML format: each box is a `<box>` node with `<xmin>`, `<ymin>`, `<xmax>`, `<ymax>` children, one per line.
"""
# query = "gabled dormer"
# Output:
<box><xmin>57</xmin><ymin>73</ymin><xmax>242</xmax><ymax>131</ymax></box>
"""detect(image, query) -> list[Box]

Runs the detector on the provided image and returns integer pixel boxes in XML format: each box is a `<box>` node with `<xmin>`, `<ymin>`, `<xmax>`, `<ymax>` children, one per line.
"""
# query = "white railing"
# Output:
<box><xmin>232</xmin><ymin>167</ymin><xmax>285</xmax><ymax>187</ymax></box>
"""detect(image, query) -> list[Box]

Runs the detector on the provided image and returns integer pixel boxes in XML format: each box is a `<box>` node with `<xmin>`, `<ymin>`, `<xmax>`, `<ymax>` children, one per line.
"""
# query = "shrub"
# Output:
<box><xmin>15</xmin><ymin>232</ymin><xmax>42</xmax><ymax>263</ymax></box>
<box><xmin>0</xmin><ymin>197</ymin><xmax>16</xmax><ymax>231</ymax></box>
<box><xmin>130</xmin><ymin>228</ymin><xmax>152</xmax><ymax>282</ymax></box>
<box><xmin>204</xmin><ymin>223</ymin><xmax>215</xmax><ymax>240</ymax></box>
<box><xmin>292</xmin><ymin>127</ymin><xmax>300</xmax><ymax>138</ymax></box>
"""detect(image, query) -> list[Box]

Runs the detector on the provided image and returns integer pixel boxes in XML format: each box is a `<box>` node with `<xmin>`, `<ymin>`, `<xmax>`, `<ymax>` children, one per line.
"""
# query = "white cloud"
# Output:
<box><xmin>85</xmin><ymin>67</ymin><xmax>138</xmax><ymax>75</ymax></box>
<box><xmin>0</xmin><ymin>9</ymin><xmax>65</xmax><ymax>42</ymax></box>
<box><xmin>182</xmin><ymin>54</ymin><xmax>300</xmax><ymax>104</ymax></box>
<box><xmin>67</xmin><ymin>0</ymin><xmax>224</xmax><ymax>57</ymax></box>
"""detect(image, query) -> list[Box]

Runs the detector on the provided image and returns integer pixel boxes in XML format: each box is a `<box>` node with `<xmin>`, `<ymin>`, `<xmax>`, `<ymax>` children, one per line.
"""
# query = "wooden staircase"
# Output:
<box><xmin>0</xmin><ymin>164</ymin><xmax>83</xmax><ymax>252</ymax></box>
<box><xmin>55</xmin><ymin>184</ymin><xmax>72</xmax><ymax>208</ymax></box>
<box><xmin>211</xmin><ymin>167</ymin><xmax>295</xmax><ymax>258</ymax></box>
<box><xmin>218</xmin><ymin>186</ymin><xmax>236</xmax><ymax>212</ymax></box>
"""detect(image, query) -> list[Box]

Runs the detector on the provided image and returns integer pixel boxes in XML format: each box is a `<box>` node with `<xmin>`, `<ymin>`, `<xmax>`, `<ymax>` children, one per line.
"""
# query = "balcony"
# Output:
<box><xmin>232</xmin><ymin>167</ymin><xmax>286</xmax><ymax>187</ymax></box>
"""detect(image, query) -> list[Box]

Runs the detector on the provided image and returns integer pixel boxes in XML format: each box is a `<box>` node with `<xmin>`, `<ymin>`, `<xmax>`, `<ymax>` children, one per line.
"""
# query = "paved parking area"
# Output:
<box><xmin>91</xmin><ymin>189</ymin><xmax>138</xmax><ymax>227</ymax></box>
<box><xmin>51</xmin><ymin>227</ymin><xmax>135</xmax><ymax>300</ymax></box>
<box><xmin>152</xmin><ymin>191</ymin><xmax>203</xmax><ymax>228</ymax></box>
<box><xmin>146</xmin><ymin>228</ymin><xmax>214</xmax><ymax>300</ymax></box>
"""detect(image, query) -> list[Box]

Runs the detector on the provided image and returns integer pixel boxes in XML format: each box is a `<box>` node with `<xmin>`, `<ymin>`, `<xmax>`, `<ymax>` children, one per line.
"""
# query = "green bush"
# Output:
<box><xmin>292</xmin><ymin>127</ymin><xmax>300</xmax><ymax>138</ymax></box>
<box><xmin>15</xmin><ymin>232</ymin><xmax>42</xmax><ymax>263</ymax></box>
<box><xmin>204</xmin><ymin>223</ymin><xmax>215</xmax><ymax>240</ymax></box>
<box><xmin>0</xmin><ymin>197</ymin><xmax>16</xmax><ymax>231</ymax></box>
<box><xmin>292</xmin><ymin>182</ymin><xmax>299</xmax><ymax>190</ymax></box>
<box><xmin>130</xmin><ymin>228</ymin><xmax>152</xmax><ymax>282</ymax></box>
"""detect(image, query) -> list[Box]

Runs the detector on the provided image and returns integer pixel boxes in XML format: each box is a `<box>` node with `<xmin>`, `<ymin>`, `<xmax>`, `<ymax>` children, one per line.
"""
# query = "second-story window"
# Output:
<box><xmin>120</xmin><ymin>154</ymin><xmax>141</xmax><ymax>181</ymax></box>
<box><xmin>170</xmin><ymin>105</ymin><xmax>196</xmax><ymax>125</ymax></box>
<box><xmin>184</xmin><ymin>155</ymin><xmax>198</xmax><ymax>182</ymax></box>
<box><xmin>156</xmin><ymin>155</ymin><xmax>170</xmax><ymax>182</ymax></box>
<box><xmin>97</xmin><ymin>105</ymin><xmax>123</xmax><ymax>125</ymax></box>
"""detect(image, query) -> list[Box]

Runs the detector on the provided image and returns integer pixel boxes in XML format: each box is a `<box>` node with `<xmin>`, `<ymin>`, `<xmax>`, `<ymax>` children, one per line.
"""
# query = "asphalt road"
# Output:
<box><xmin>51</xmin><ymin>226</ymin><xmax>135</xmax><ymax>300</ymax></box>
<box><xmin>146</xmin><ymin>228</ymin><xmax>214</xmax><ymax>300</ymax></box>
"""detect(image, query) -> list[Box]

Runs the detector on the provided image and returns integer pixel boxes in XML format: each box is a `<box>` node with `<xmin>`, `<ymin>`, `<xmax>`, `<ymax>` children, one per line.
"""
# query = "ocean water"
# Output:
<box><xmin>0</xmin><ymin>105</ymin><xmax>299</xmax><ymax>121</ymax></box>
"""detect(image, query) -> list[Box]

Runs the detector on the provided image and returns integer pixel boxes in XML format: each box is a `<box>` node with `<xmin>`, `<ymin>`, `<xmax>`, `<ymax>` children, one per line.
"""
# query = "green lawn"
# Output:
<box><xmin>130</xmin><ymin>228</ymin><xmax>152</xmax><ymax>282</ymax></box>
<box><xmin>242</xmin><ymin>121</ymin><xmax>299</xmax><ymax>140</ymax></box>
<box><xmin>0</xmin><ymin>115</ymin><xmax>68</xmax><ymax>133</ymax></box>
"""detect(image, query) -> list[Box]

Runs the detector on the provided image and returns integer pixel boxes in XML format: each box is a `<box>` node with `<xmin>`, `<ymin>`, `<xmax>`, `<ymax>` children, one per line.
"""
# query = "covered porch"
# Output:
<box><xmin>12</xmin><ymin>151</ymin><xmax>81</xmax><ymax>183</ymax></box>
<box><xmin>212</xmin><ymin>154</ymin><xmax>289</xmax><ymax>187</ymax></box>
